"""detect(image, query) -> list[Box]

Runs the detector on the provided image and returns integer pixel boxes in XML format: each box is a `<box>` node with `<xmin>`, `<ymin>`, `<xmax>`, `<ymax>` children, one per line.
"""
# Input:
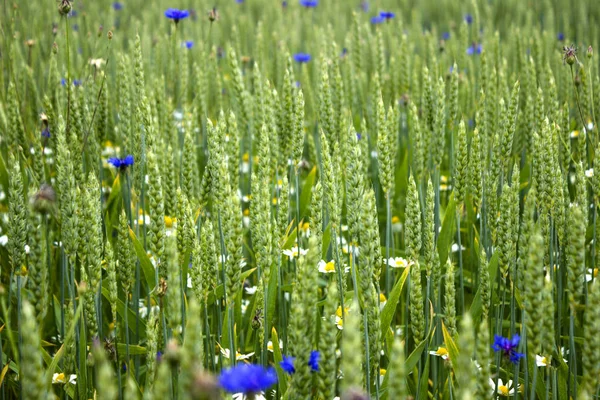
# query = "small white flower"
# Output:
<box><xmin>371</xmin><ymin>150</ymin><xmax>378</xmax><ymax>158</ymax></box>
<box><xmin>588</xmin><ymin>121</ymin><xmax>594</xmax><ymax>131</ymax></box>
<box><xmin>243</xmin><ymin>216</ymin><xmax>250</xmax><ymax>227</ymax></box>
<box><xmin>535</xmin><ymin>355</ymin><xmax>551</xmax><ymax>367</ymax></box>
<box><xmin>282</xmin><ymin>246</ymin><xmax>308</xmax><ymax>261</ymax></box>
<box><xmin>24</xmin><ymin>245</ymin><xmax>30</xmax><ymax>254</ymax></box>
<box><xmin>89</xmin><ymin>58</ymin><xmax>106</xmax><ymax>68</ymax></box>
<box><xmin>586</xmin><ymin>169</ymin><xmax>594</xmax><ymax>178</ymax></box>
<box><xmin>451</xmin><ymin>243</ymin><xmax>466</xmax><ymax>252</ymax></box>
<box><xmin>429</xmin><ymin>347</ymin><xmax>449</xmax><ymax>360</ymax></box>
<box><xmin>586</xmin><ymin>268</ymin><xmax>598</xmax><ymax>282</ymax></box>
<box><xmin>267</xmin><ymin>340</ymin><xmax>283</xmax><ymax>352</ymax></box>
<box><xmin>0</xmin><ymin>191</ymin><xmax>5</xmax><ymax>201</ymax></box>
<box><xmin>0</xmin><ymin>235</ymin><xmax>7</xmax><ymax>246</ymax></box>
<box><xmin>241</xmin><ymin>299</ymin><xmax>250</xmax><ymax>314</ymax></box>
<box><xmin>187</xmin><ymin>275</ymin><xmax>193</xmax><ymax>289</ymax></box>
<box><xmin>318</xmin><ymin>260</ymin><xmax>336</xmax><ymax>273</ymax></box>
<box><xmin>233</xmin><ymin>393</ymin><xmax>266</xmax><ymax>400</ymax></box>
<box><xmin>52</xmin><ymin>373</ymin><xmax>77</xmax><ymax>385</ymax></box>
<box><xmin>245</xmin><ymin>286</ymin><xmax>258</xmax><ymax>295</ymax></box>
<box><xmin>219</xmin><ymin>346</ymin><xmax>254</xmax><ymax>361</ymax></box>
<box><xmin>387</xmin><ymin>257</ymin><xmax>412</xmax><ymax>269</ymax></box>
<box><xmin>489</xmin><ymin>378</ymin><xmax>516</xmax><ymax>396</ymax></box>
<box><xmin>173</xmin><ymin>111</ymin><xmax>184</xmax><ymax>121</ymax></box>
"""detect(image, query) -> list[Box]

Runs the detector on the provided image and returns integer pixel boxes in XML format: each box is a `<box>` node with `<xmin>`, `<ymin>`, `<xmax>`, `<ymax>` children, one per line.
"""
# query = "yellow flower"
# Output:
<box><xmin>242</xmin><ymin>153</ymin><xmax>250</xmax><ymax>162</ymax></box>
<box><xmin>379</xmin><ymin>293</ymin><xmax>387</xmax><ymax>303</ymax></box>
<box><xmin>243</xmin><ymin>209</ymin><xmax>250</xmax><ymax>217</ymax></box>
<box><xmin>391</xmin><ymin>216</ymin><xmax>400</xmax><ymax>224</ymax></box>
<box><xmin>282</xmin><ymin>246</ymin><xmax>308</xmax><ymax>260</ymax></box>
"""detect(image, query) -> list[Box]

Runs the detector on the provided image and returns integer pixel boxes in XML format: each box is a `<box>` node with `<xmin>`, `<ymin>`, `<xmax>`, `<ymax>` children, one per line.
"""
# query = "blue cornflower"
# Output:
<box><xmin>184</xmin><ymin>41</ymin><xmax>194</xmax><ymax>49</ymax></box>
<box><xmin>341</xmin><ymin>47</ymin><xmax>348</xmax><ymax>57</ymax></box>
<box><xmin>380</xmin><ymin>11</ymin><xmax>395</xmax><ymax>20</ymax></box>
<box><xmin>282</xmin><ymin>1</ymin><xmax>288</xmax><ymax>7</ymax></box>
<box><xmin>113</xmin><ymin>2</ymin><xmax>123</xmax><ymax>10</ymax></box>
<box><xmin>73</xmin><ymin>79</ymin><xmax>82</xmax><ymax>86</ymax></box>
<box><xmin>72</xmin><ymin>24</ymin><xmax>79</xmax><ymax>32</ymax></box>
<box><xmin>157</xmin><ymin>351</ymin><xmax>163</xmax><ymax>361</ymax></box>
<box><xmin>308</xmin><ymin>350</ymin><xmax>320</xmax><ymax>372</ymax></box>
<box><xmin>371</xmin><ymin>16</ymin><xmax>384</xmax><ymax>24</ymax></box>
<box><xmin>464</xmin><ymin>13</ymin><xmax>473</xmax><ymax>24</ymax></box>
<box><xmin>466</xmin><ymin>44</ymin><xmax>482</xmax><ymax>55</ymax></box>
<box><xmin>295</xmin><ymin>81</ymin><xmax>301</xmax><ymax>88</ymax></box>
<box><xmin>442</xmin><ymin>32</ymin><xmax>450</xmax><ymax>40</ymax></box>
<box><xmin>218</xmin><ymin>364</ymin><xmax>278</xmax><ymax>394</ymax></box>
<box><xmin>280</xmin><ymin>356</ymin><xmax>296</xmax><ymax>374</ymax></box>
<box><xmin>164</xmin><ymin>8</ymin><xmax>190</xmax><ymax>23</ymax></box>
<box><xmin>293</xmin><ymin>53</ymin><xmax>311</xmax><ymax>63</ymax></box>
<box><xmin>236</xmin><ymin>0</ymin><xmax>244</xmax><ymax>3</ymax></box>
<box><xmin>69</xmin><ymin>10</ymin><xmax>78</xmax><ymax>17</ymax></box>
<box><xmin>299</xmin><ymin>0</ymin><xmax>318</xmax><ymax>8</ymax></box>
<box><xmin>108</xmin><ymin>155</ymin><xmax>134</xmax><ymax>169</ymax></box>
<box><xmin>42</xmin><ymin>128</ymin><xmax>51</xmax><ymax>138</ymax></box>
<box><xmin>360</xmin><ymin>1</ymin><xmax>369</xmax><ymax>12</ymax></box>
<box><xmin>557</xmin><ymin>32</ymin><xmax>565</xmax><ymax>41</ymax></box>
<box><xmin>356</xmin><ymin>132</ymin><xmax>362</xmax><ymax>140</ymax></box>
<box><xmin>492</xmin><ymin>334</ymin><xmax>524</xmax><ymax>364</ymax></box>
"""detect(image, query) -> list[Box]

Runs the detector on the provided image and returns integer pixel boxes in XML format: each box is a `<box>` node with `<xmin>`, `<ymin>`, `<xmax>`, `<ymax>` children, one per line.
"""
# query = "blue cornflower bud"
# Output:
<box><xmin>466</xmin><ymin>43</ymin><xmax>482</xmax><ymax>55</ymax></box>
<box><xmin>557</xmin><ymin>32</ymin><xmax>565</xmax><ymax>41</ymax></box>
<box><xmin>371</xmin><ymin>16</ymin><xmax>384</xmax><ymax>24</ymax></box>
<box><xmin>308</xmin><ymin>350</ymin><xmax>320</xmax><ymax>372</ymax></box>
<box><xmin>379</xmin><ymin>11</ymin><xmax>395</xmax><ymax>19</ymax></box>
<box><xmin>112</xmin><ymin>2</ymin><xmax>123</xmax><ymax>10</ymax></box>
<box><xmin>464</xmin><ymin>13</ymin><xmax>473</xmax><ymax>24</ymax></box>
<box><xmin>280</xmin><ymin>356</ymin><xmax>296</xmax><ymax>374</ymax></box>
<box><xmin>442</xmin><ymin>32</ymin><xmax>450</xmax><ymax>40</ymax></box>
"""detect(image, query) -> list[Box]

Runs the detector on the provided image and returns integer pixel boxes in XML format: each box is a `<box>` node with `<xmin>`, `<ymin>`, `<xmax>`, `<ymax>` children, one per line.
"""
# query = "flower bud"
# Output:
<box><xmin>588</xmin><ymin>45</ymin><xmax>593</xmax><ymax>59</ymax></box>
<box><xmin>58</xmin><ymin>0</ymin><xmax>72</xmax><ymax>16</ymax></box>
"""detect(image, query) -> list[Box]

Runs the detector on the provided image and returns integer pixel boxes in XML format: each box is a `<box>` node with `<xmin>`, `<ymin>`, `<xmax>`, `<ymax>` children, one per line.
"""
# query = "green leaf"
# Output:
<box><xmin>116</xmin><ymin>344</ymin><xmax>146</xmax><ymax>355</ymax></box>
<box><xmin>271</xmin><ymin>328</ymin><xmax>288</xmax><ymax>395</ymax></box>
<box><xmin>299</xmin><ymin>166</ymin><xmax>317</xmax><ymax>218</ymax></box>
<box><xmin>380</xmin><ymin>265</ymin><xmax>411</xmax><ymax>340</ymax></box>
<box><xmin>129</xmin><ymin>227</ymin><xmax>157</xmax><ymax>289</ymax></box>
<box><xmin>437</xmin><ymin>194</ymin><xmax>456</xmax><ymax>265</ymax></box>
<box><xmin>442</xmin><ymin>321</ymin><xmax>460</xmax><ymax>367</ymax></box>
<box><xmin>101</xmin><ymin>286</ymin><xmax>147</xmax><ymax>340</ymax></box>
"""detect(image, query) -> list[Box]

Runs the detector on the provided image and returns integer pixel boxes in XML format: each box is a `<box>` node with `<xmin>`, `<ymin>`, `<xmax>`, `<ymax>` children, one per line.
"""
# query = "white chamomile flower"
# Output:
<box><xmin>379</xmin><ymin>293</ymin><xmax>387</xmax><ymax>310</ymax></box>
<box><xmin>334</xmin><ymin>306</ymin><xmax>349</xmax><ymax>330</ymax></box>
<box><xmin>233</xmin><ymin>393</ymin><xmax>266</xmax><ymax>400</ymax></box>
<box><xmin>282</xmin><ymin>246</ymin><xmax>308</xmax><ymax>261</ymax></box>
<box><xmin>586</xmin><ymin>268</ymin><xmax>598</xmax><ymax>282</ymax></box>
<box><xmin>52</xmin><ymin>373</ymin><xmax>77</xmax><ymax>385</ymax></box>
<box><xmin>429</xmin><ymin>347</ymin><xmax>449</xmax><ymax>360</ymax></box>
<box><xmin>219</xmin><ymin>346</ymin><xmax>254</xmax><ymax>361</ymax></box>
<box><xmin>267</xmin><ymin>340</ymin><xmax>283</xmax><ymax>352</ymax></box>
<box><xmin>245</xmin><ymin>286</ymin><xmax>258</xmax><ymax>295</ymax></box>
<box><xmin>387</xmin><ymin>257</ymin><xmax>413</xmax><ymax>268</ymax></box>
<box><xmin>0</xmin><ymin>235</ymin><xmax>7</xmax><ymax>246</ymax></box>
<box><xmin>489</xmin><ymin>378</ymin><xmax>516</xmax><ymax>397</ymax></box>
<box><xmin>318</xmin><ymin>260</ymin><xmax>336</xmax><ymax>273</ymax></box>
<box><xmin>586</xmin><ymin>168</ymin><xmax>594</xmax><ymax>178</ymax></box>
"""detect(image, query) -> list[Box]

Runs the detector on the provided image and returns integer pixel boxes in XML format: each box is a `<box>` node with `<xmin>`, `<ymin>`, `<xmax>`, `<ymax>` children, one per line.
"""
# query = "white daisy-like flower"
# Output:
<box><xmin>24</xmin><ymin>245</ymin><xmax>30</xmax><ymax>254</ymax></box>
<box><xmin>300</xmin><ymin>222</ymin><xmax>311</xmax><ymax>238</ymax></box>
<box><xmin>379</xmin><ymin>293</ymin><xmax>387</xmax><ymax>310</ymax></box>
<box><xmin>451</xmin><ymin>243</ymin><xmax>466</xmax><ymax>253</ymax></box>
<box><xmin>52</xmin><ymin>373</ymin><xmax>77</xmax><ymax>385</ymax></box>
<box><xmin>267</xmin><ymin>340</ymin><xmax>283</xmax><ymax>352</ymax></box>
<box><xmin>429</xmin><ymin>347</ymin><xmax>449</xmax><ymax>360</ymax></box>
<box><xmin>241</xmin><ymin>299</ymin><xmax>250</xmax><ymax>314</ymax></box>
<box><xmin>187</xmin><ymin>275</ymin><xmax>193</xmax><ymax>289</ymax></box>
<box><xmin>586</xmin><ymin>268</ymin><xmax>598</xmax><ymax>282</ymax></box>
<box><xmin>89</xmin><ymin>58</ymin><xmax>106</xmax><ymax>68</ymax></box>
<box><xmin>173</xmin><ymin>111</ymin><xmax>184</xmax><ymax>121</ymax></box>
<box><xmin>534</xmin><ymin>354</ymin><xmax>566</xmax><ymax>367</ymax></box>
<box><xmin>318</xmin><ymin>260</ymin><xmax>337</xmax><ymax>273</ymax></box>
<box><xmin>588</xmin><ymin>121</ymin><xmax>595</xmax><ymax>131</ymax></box>
<box><xmin>219</xmin><ymin>346</ymin><xmax>254</xmax><ymax>361</ymax></box>
<box><xmin>489</xmin><ymin>378</ymin><xmax>516</xmax><ymax>397</ymax></box>
<box><xmin>139</xmin><ymin>303</ymin><xmax>160</xmax><ymax>319</ymax></box>
<box><xmin>335</xmin><ymin>306</ymin><xmax>349</xmax><ymax>330</ymax></box>
<box><xmin>570</xmin><ymin>130</ymin><xmax>580</xmax><ymax>139</ymax></box>
<box><xmin>391</xmin><ymin>216</ymin><xmax>402</xmax><ymax>233</ymax></box>
<box><xmin>387</xmin><ymin>257</ymin><xmax>413</xmax><ymax>268</ymax></box>
<box><xmin>233</xmin><ymin>393</ymin><xmax>266</xmax><ymax>400</ymax></box>
<box><xmin>379</xmin><ymin>368</ymin><xmax>386</xmax><ymax>385</ymax></box>
<box><xmin>245</xmin><ymin>286</ymin><xmax>258</xmax><ymax>295</ymax></box>
<box><xmin>586</xmin><ymin>169</ymin><xmax>594</xmax><ymax>178</ymax></box>
<box><xmin>282</xmin><ymin>246</ymin><xmax>308</xmax><ymax>260</ymax></box>
<box><xmin>0</xmin><ymin>191</ymin><xmax>5</xmax><ymax>201</ymax></box>
<box><xmin>0</xmin><ymin>235</ymin><xmax>7</xmax><ymax>246</ymax></box>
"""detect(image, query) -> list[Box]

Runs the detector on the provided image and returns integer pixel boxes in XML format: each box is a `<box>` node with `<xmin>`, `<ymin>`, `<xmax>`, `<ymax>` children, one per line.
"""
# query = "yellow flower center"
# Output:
<box><xmin>499</xmin><ymin>385</ymin><xmax>509</xmax><ymax>396</ymax></box>
<box><xmin>243</xmin><ymin>209</ymin><xmax>250</xmax><ymax>217</ymax></box>
<box><xmin>272</xmin><ymin>197</ymin><xmax>278</xmax><ymax>205</ymax></box>
<box><xmin>379</xmin><ymin>368</ymin><xmax>386</xmax><ymax>376</ymax></box>
<box><xmin>435</xmin><ymin>347</ymin><xmax>448</xmax><ymax>357</ymax></box>
<box><xmin>540</xmin><ymin>357</ymin><xmax>548</xmax><ymax>366</ymax></box>
<box><xmin>379</xmin><ymin>293</ymin><xmax>387</xmax><ymax>303</ymax></box>
<box><xmin>55</xmin><ymin>373</ymin><xmax>66</xmax><ymax>383</ymax></box>
<box><xmin>391</xmin><ymin>216</ymin><xmax>400</xmax><ymax>224</ymax></box>
<box><xmin>324</xmin><ymin>261</ymin><xmax>335</xmax><ymax>272</ymax></box>
<box><xmin>336</xmin><ymin>306</ymin><xmax>349</xmax><ymax>318</ymax></box>
<box><xmin>267</xmin><ymin>343</ymin><xmax>274</xmax><ymax>351</ymax></box>
<box><xmin>594</xmin><ymin>268</ymin><xmax>599</xmax><ymax>278</ymax></box>
<box><xmin>164</xmin><ymin>216</ymin><xmax>175</xmax><ymax>228</ymax></box>
<box><xmin>242</xmin><ymin>153</ymin><xmax>250</xmax><ymax>162</ymax></box>
<box><xmin>301</xmin><ymin>222</ymin><xmax>310</xmax><ymax>231</ymax></box>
